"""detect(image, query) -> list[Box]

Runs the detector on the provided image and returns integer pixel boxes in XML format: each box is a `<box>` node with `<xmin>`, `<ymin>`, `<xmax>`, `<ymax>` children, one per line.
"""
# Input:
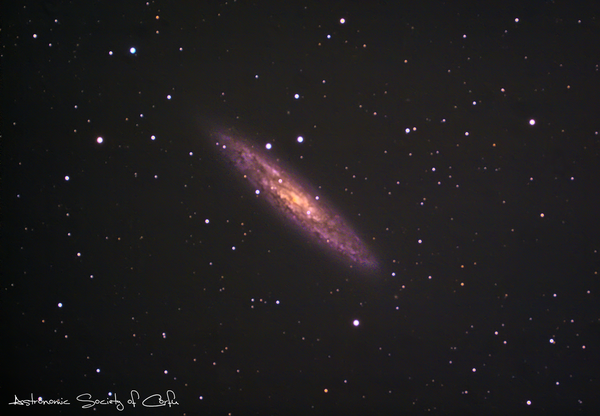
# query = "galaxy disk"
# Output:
<box><xmin>209</xmin><ymin>128</ymin><xmax>378</xmax><ymax>271</ymax></box>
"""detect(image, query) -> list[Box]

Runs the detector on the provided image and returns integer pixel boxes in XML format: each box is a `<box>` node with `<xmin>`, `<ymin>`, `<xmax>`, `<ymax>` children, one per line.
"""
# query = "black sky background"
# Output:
<box><xmin>3</xmin><ymin>1</ymin><xmax>600</xmax><ymax>415</ymax></box>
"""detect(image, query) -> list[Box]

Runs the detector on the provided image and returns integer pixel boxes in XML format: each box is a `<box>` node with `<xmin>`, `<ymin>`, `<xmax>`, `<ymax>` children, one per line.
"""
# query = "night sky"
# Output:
<box><xmin>3</xmin><ymin>1</ymin><xmax>600</xmax><ymax>415</ymax></box>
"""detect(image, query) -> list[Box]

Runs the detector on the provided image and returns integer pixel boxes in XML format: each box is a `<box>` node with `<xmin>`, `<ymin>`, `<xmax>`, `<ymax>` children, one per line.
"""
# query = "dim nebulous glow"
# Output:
<box><xmin>210</xmin><ymin>128</ymin><xmax>378</xmax><ymax>271</ymax></box>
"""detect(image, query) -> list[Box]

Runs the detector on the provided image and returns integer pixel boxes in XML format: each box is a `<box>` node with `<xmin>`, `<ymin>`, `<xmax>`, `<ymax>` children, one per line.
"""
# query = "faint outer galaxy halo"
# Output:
<box><xmin>207</xmin><ymin>127</ymin><xmax>379</xmax><ymax>271</ymax></box>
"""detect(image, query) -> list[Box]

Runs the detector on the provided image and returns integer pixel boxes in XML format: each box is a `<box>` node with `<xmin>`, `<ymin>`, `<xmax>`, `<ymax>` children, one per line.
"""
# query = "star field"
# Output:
<box><xmin>3</xmin><ymin>1</ymin><xmax>600</xmax><ymax>414</ymax></box>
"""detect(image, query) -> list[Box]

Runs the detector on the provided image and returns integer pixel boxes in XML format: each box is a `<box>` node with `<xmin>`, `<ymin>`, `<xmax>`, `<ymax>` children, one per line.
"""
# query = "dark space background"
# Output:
<box><xmin>2</xmin><ymin>1</ymin><xmax>600</xmax><ymax>415</ymax></box>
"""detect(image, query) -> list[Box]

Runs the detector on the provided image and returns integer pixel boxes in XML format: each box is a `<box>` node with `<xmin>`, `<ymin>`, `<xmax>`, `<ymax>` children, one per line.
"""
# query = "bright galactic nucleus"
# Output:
<box><xmin>208</xmin><ymin>127</ymin><xmax>378</xmax><ymax>271</ymax></box>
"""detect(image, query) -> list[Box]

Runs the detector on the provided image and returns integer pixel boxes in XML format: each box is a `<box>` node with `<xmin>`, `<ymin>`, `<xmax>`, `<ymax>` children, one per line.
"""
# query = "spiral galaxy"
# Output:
<box><xmin>209</xmin><ymin>128</ymin><xmax>378</xmax><ymax>271</ymax></box>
